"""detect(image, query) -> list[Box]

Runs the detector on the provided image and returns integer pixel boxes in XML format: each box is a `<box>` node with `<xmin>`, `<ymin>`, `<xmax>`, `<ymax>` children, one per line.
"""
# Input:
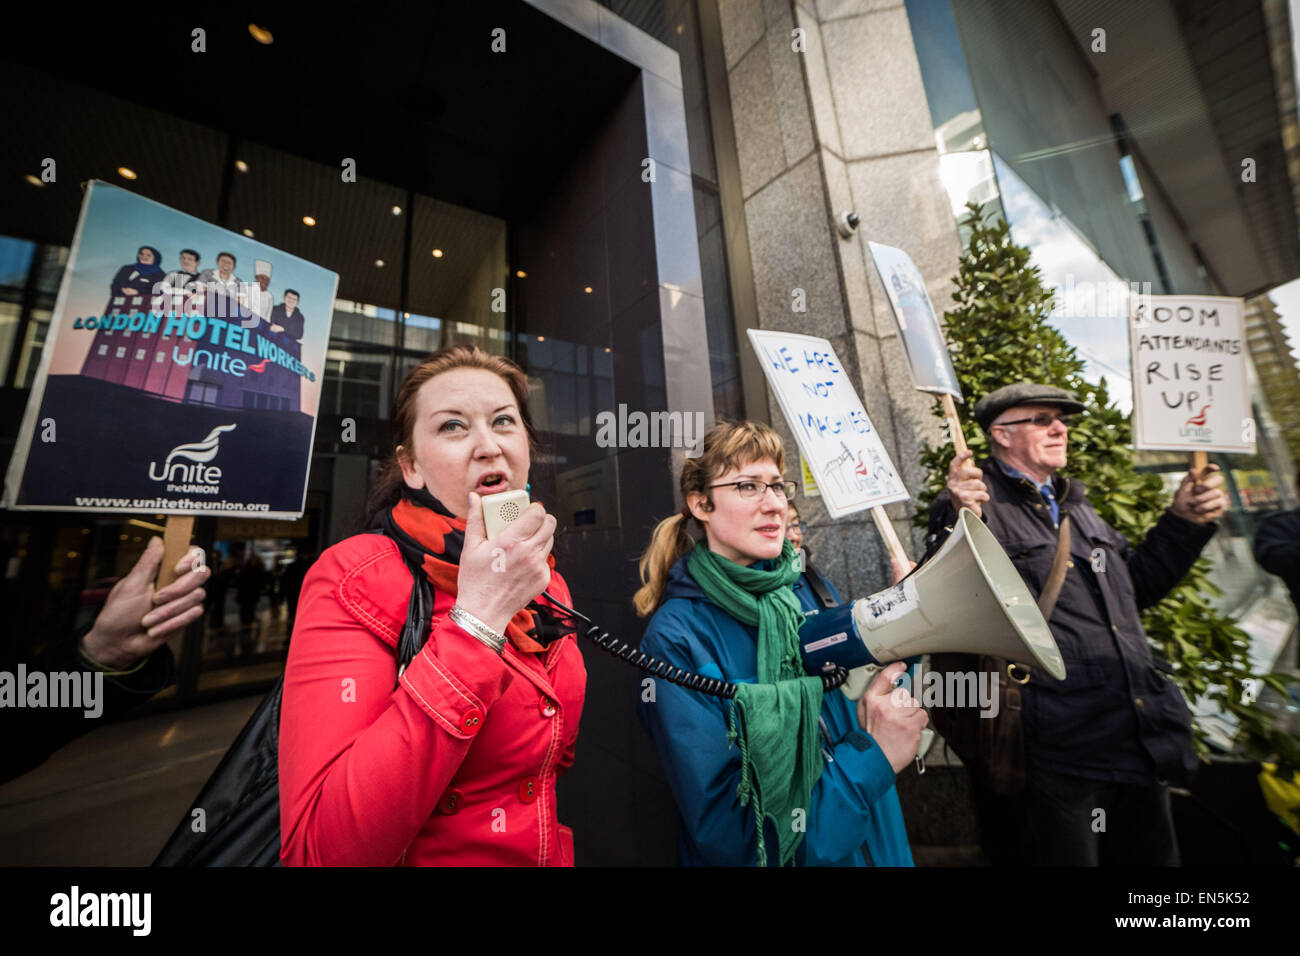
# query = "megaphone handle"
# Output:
<box><xmin>914</xmin><ymin>727</ymin><xmax>936</xmax><ymax>776</ymax></box>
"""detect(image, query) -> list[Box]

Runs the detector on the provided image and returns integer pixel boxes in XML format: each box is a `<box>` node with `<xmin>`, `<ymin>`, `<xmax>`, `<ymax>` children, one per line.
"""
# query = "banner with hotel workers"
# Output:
<box><xmin>2</xmin><ymin>181</ymin><xmax>338</xmax><ymax>519</ymax></box>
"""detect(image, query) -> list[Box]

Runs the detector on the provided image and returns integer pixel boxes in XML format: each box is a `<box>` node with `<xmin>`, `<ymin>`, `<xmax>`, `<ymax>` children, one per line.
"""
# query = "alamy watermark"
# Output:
<box><xmin>1045</xmin><ymin>276</ymin><xmax>1153</xmax><ymax>322</ymax></box>
<box><xmin>50</xmin><ymin>886</ymin><xmax>150</xmax><ymax>936</ymax></box>
<box><xmin>595</xmin><ymin>405</ymin><xmax>704</xmax><ymax>450</ymax></box>
<box><xmin>892</xmin><ymin>661</ymin><xmax>999</xmax><ymax>718</ymax></box>
<box><xmin>1</xmin><ymin>666</ymin><xmax>103</xmax><ymax>718</ymax></box>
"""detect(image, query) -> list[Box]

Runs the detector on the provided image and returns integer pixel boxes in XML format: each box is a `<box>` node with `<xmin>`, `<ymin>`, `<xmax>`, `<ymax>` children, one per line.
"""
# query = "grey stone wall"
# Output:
<box><xmin>719</xmin><ymin>0</ymin><xmax>959</xmax><ymax>600</ymax></box>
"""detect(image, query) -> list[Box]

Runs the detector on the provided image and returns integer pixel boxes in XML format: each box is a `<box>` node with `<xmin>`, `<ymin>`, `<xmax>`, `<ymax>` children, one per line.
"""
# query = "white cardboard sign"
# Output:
<box><xmin>747</xmin><ymin>329</ymin><xmax>908</xmax><ymax>519</ymax></box>
<box><xmin>1129</xmin><ymin>294</ymin><xmax>1255</xmax><ymax>454</ymax></box>
<box><xmin>866</xmin><ymin>241</ymin><xmax>962</xmax><ymax>399</ymax></box>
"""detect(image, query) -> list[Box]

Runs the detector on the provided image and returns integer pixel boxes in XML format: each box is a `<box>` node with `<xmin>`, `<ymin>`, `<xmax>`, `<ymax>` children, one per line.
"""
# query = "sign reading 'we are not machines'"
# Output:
<box><xmin>748</xmin><ymin>329</ymin><xmax>908</xmax><ymax>520</ymax></box>
<box><xmin>2</xmin><ymin>181</ymin><xmax>338</xmax><ymax>519</ymax></box>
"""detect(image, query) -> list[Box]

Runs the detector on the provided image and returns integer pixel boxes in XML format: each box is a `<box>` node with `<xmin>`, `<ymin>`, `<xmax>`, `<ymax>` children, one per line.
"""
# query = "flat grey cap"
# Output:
<box><xmin>973</xmin><ymin>383</ymin><xmax>1085</xmax><ymax>431</ymax></box>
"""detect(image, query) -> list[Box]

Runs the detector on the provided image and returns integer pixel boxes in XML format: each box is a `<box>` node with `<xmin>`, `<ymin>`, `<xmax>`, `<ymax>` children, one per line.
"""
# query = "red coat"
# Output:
<box><xmin>278</xmin><ymin>532</ymin><xmax>587</xmax><ymax>866</ymax></box>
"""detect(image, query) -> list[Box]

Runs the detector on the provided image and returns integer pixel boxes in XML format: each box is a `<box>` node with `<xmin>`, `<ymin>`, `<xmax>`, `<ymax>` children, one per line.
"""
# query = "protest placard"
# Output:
<box><xmin>3</xmin><ymin>181</ymin><xmax>338</xmax><ymax>519</ymax></box>
<box><xmin>866</xmin><ymin>241</ymin><xmax>962</xmax><ymax>399</ymax></box>
<box><xmin>1129</xmin><ymin>294</ymin><xmax>1255</xmax><ymax>454</ymax></box>
<box><xmin>747</xmin><ymin>329</ymin><xmax>908</xmax><ymax>520</ymax></box>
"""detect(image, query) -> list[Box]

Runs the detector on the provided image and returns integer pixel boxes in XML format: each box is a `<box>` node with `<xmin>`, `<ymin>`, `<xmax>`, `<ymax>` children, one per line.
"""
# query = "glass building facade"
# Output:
<box><xmin>907</xmin><ymin>0</ymin><xmax>1298</xmax><ymax>659</ymax></box>
<box><xmin>2</xmin><ymin>1</ymin><xmax>1297</xmax><ymax>866</ymax></box>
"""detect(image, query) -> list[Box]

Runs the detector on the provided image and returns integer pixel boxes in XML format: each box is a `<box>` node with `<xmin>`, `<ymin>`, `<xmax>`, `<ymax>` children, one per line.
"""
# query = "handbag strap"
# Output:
<box><xmin>803</xmin><ymin>562</ymin><xmax>839</xmax><ymax>609</ymax></box>
<box><xmin>1036</xmin><ymin>514</ymin><xmax>1071</xmax><ymax>620</ymax></box>
<box><xmin>369</xmin><ymin>528</ymin><xmax>434</xmax><ymax>680</ymax></box>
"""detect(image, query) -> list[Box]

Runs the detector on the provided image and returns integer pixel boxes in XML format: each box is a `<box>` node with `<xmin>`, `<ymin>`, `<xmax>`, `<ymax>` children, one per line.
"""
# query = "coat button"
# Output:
<box><xmin>518</xmin><ymin>775</ymin><xmax>539</xmax><ymax>803</ymax></box>
<box><xmin>539</xmin><ymin>695</ymin><xmax>558</xmax><ymax>718</ymax></box>
<box><xmin>437</xmin><ymin>788</ymin><xmax>465</xmax><ymax>814</ymax></box>
<box><xmin>462</xmin><ymin>709</ymin><xmax>483</xmax><ymax>734</ymax></box>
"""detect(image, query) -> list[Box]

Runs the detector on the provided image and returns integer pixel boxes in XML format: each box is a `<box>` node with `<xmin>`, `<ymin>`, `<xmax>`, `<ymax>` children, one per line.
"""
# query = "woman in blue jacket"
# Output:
<box><xmin>634</xmin><ymin>421</ymin><xmax>926</xmax><ymax>866</ymax></box>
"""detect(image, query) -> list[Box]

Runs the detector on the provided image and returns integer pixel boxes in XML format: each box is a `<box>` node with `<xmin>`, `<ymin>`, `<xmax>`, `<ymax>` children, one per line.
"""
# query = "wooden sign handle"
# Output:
<box><xmin>941</xmin><ymin>393</ymin><xmax>968</xmax><ymax>458</ymax></box>
<box><xmin>1190</xmin><ymin>450</ymin><xmax>1208</xmax><ymax>481</ymax></box>
<box><xmin>156</xmin><ymin>515</ymin><xmax>195</xmax><ymax>590</ymax></box>
<box><xmin>870</xmin><ymin>505</ymin><xmax>910</xmax><ymax>574</ymax></box>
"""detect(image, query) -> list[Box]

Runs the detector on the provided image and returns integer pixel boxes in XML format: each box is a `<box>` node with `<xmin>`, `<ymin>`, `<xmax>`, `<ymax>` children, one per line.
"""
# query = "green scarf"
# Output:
<box><xmin>687</xmin><ymin>538</ymin><xmax>826</xmax><ymax>866</ymax></box>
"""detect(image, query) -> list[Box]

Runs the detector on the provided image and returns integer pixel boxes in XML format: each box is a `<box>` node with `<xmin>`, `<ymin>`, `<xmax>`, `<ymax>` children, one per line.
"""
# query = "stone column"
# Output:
<box><xmin>719</xmin><ymin>0</ymin><xmax>959</xmax><ymax>597</ymax></box>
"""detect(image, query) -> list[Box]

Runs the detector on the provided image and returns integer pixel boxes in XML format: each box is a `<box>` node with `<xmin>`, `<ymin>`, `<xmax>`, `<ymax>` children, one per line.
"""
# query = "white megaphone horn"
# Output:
<box><xmin>799</xmin><ymin>508</ymin><xmax>1066</xmax><ymax>700</ymax></box>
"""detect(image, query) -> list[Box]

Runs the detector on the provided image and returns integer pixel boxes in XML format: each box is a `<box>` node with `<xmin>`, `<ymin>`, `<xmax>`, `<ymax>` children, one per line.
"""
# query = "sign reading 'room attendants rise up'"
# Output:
<box><xmin>1128</xmin><ymin>293</ymin><xmax>1255</xmax><ymax>454</ymax></box>
<box><xmin>2</xmin><ymin>181</ymin><xmax>338</xmax><ymax>519</ymax></box>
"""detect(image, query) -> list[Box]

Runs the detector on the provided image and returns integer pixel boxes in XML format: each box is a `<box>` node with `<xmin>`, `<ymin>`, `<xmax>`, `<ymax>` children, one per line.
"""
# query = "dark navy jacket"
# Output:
<box><xmin>1253</xmin><ymin>507</ymin><xmax>1300</xmax><ymax>613</ymax></box>
<box><xmin>927</xmin><ymin>459</ymin><xmax>1214</xmax><ymax>787</ymax></box>
<box><xmin>636</xmin><ymin>555</ymin><xmax>913</xmax><ymax>866</ymax></box>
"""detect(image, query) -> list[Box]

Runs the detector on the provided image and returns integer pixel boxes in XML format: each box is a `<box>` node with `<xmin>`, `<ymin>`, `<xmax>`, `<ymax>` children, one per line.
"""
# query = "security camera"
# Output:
<box><xmin>835</xmin><ymin>211</ymin><xmax>861</xmax><ymax>238</ymax></box>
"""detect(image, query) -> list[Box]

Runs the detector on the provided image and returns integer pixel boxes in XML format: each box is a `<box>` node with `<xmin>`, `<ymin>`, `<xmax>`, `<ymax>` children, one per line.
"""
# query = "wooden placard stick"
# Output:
<box><xmin>940</xmin><ymin>393</ymin><xmax>968</xmax><ymax>459</ymax></box>
<box><xmin>156</xmin><ymin>515</ymin><xmax>195</xmax><ymax>589</ymax></box>
<box><xmin>1190</xmin><ymin>450</ymin><xmax>1209</xmax><ymax>482</ymax></box>
<box><xmin>870</xmin><ymin>505</ymin><xmax>910</xmax><ymax>574</ymax></box>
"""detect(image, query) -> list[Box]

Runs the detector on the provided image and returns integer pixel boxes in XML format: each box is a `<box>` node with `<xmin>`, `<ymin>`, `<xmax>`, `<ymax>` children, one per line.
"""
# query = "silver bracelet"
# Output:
<box><xmin>449</xmin><ymin>605</ymin><xmax>507</xmax><ymax>655</ymax></box>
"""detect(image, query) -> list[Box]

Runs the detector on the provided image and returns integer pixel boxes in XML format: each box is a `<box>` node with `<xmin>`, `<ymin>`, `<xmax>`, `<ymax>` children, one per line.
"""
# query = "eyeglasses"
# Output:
<box><xmin>991</xmin><ymin>412</ymin><xmax>1076</xmax><ymax>429</ymax></box>
<box><xmin>709</xmin><ymin>479</ymin><xmax>797</xmax><ymax>501</ymax></box>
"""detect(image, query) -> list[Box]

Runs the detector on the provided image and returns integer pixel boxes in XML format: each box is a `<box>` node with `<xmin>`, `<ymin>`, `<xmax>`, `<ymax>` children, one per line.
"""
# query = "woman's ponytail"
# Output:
<box><xmin>634</xmin><ymin>511</ymin><xmax>694</xmax><ymax>617</ymax></box>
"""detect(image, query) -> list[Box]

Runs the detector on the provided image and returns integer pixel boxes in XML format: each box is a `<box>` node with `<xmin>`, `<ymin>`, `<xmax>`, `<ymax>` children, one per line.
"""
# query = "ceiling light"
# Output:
<box><xmin>23</xmin><ymin>174</ymin><xmax>42</xmax><ymax>187</ymax></box>
<box><xmin>516</xmin><ymin>270</ymin><xmax>527</xmax><ymax>278</ymax></box>
<box><xmin>375</xmin><ymin>259</ymin><xmax>385</xmax><ymax>267</ymax></box>
<box><xmin>537</xmin><ymin>336</ymin><xmax>545</xmax><ymax>342</ymax></box>
<box><xmin>604</xmin><ymin>347</ymin><xmax>611</xmax><ymax>352</ymax></box>
<box><xmin>583</xmin><ymin>286</ymin><xmax>593</xmax><ymax>294</ymax></box>
<box><xmin>431</xmin><ymin>249</ymin><xmax>443</xmax><ymax>258</ymax></box>
<box><xmin>118</xmin><ymin>167</ymin><xmax>137</xmax><ymax>180</ymax></box>
<box><xmin>391</xmin><ymin>205</ymin><xmax>402</xmax><ymax>216</ymax></box>
<box><xmin>248</xmin><ymin>23</ymin><xmax>273</xmax><ymax>44</ymax></box>
<box><xmin>235</xmin><ymin>160</ymin><xmax>249</xmax><ymax>173</ymax></box>
<box><xmin>242</xmin><ymin>228</ymin><xmax>255</xmax><ymax>237</ymax></box>
<box><xmin>302</xmin><ymin>216</ymin><xmax>316</xmax><ymax>226</ymax></box>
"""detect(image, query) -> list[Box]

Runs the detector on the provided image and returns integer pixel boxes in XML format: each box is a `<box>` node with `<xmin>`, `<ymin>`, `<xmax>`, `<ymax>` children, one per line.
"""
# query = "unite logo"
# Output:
<box><xmin>147</xmin><ymin>424</ymin><xmax>236</xmax><ymax>494</ymax></box>
<box><xmin>1178</xmin><ymin>403</ymin><xmax>1212</xmax><ymax>442</ymax></box>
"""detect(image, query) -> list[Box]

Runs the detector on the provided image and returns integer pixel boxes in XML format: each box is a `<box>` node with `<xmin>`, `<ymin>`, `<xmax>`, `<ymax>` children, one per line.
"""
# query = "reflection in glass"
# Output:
<box><xmin>993</xmin><ymin>152</ymin><xmax>1135</xmax><ymax>411</ymax></box>
<box><xmin>330</xmin><ymin>298</ymin><xmax>398</xmax><ymax>347</ymax></box>
<box><xmin>320</xmin><ymin>347</ymin><xmax>389</xmax><ymax>421</ymax></box>
<box><xmin>16</xmin><ymin>308</ymin><xmax>51</xmax><ymax>389</ymax></box>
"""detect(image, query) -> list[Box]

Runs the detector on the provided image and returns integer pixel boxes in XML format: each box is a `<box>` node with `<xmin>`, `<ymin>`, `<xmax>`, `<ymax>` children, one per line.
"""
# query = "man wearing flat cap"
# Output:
<box><xmin>926</xmin><ymin>382</ymin><xmax>1228</xmax><ymax>866</ymax></box>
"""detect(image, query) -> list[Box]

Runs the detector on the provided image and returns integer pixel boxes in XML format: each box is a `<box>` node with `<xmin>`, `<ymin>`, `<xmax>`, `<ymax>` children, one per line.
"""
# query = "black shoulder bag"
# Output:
<box><xmin>153</xmin><ymin>538</ymin><xmax>433</xmax><ymax>867</ymax></box>
<box><xmin>928</xmin><ymin>516</ymin><xmax>1071</xmax><ymax>795</ymax></box>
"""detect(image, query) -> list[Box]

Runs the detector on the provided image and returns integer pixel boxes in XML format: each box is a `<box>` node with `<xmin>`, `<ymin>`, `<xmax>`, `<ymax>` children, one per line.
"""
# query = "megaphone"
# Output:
<box><xmin>799</xmin><ymin>508</ymin><xmax>1065</xmax><ymax>699</ymax></box>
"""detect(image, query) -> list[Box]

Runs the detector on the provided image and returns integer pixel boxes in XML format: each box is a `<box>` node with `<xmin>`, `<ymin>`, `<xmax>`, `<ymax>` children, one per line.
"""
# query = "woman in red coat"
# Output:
<box><xmin>279</xmin><ymin>346</ymin><xmax>586</xmax><ymax>866</ymax></box>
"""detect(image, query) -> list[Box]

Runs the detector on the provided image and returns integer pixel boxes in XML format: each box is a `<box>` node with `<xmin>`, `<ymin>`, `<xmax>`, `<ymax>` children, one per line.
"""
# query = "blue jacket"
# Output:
<box><xmin>636</xmin><ymin>555</ymin><xmax>914</xmax><ymax>866</ymax></box>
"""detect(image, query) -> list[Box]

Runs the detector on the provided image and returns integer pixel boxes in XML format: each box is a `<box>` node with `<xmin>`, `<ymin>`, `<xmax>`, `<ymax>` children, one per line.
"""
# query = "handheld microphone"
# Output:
<box><xmin>481</xmin><ymin>488</ymin><xmax>530</xmax><ymax>540</ymax></box>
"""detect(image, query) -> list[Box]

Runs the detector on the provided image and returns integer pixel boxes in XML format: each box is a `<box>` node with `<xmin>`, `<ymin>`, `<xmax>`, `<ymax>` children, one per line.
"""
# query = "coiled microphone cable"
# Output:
<box><xmin>541</xmin><ymin>591</ymin><xmax>850</xmax><ymax>700</ymax></box>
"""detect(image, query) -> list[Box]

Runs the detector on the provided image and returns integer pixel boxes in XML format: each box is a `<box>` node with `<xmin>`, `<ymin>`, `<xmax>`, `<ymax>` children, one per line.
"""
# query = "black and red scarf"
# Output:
<box><xmin>373</xmin><ymin>486</ymin><xmax>575</xmax><ymax>654</ymax></box>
